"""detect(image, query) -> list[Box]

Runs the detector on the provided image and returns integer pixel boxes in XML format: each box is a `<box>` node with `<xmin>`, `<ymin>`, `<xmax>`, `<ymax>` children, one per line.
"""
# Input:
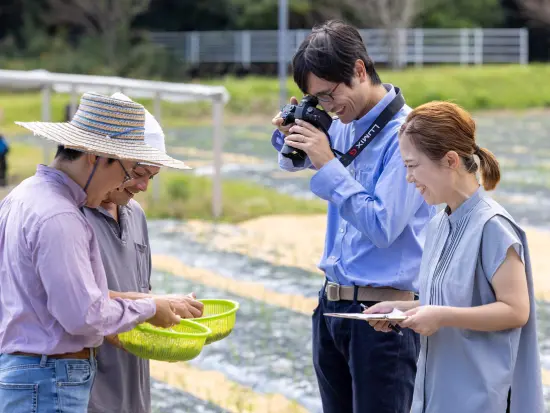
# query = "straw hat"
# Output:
<box><xmin>15</xmin><ymin>92</ymin><xmax>190</xmax><ymax>170</ymax></box>
<box><xmin>110</xmin><ymin>92</ymin><xmax>170</xmax><ymax>168</ymax></box>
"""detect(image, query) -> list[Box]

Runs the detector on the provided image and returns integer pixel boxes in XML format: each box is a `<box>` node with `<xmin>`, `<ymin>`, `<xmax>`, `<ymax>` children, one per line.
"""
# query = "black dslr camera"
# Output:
<box><xmin>280</xmin><ymin>95</ymin><xmax>333</xmax><ymax>162</ymax></box>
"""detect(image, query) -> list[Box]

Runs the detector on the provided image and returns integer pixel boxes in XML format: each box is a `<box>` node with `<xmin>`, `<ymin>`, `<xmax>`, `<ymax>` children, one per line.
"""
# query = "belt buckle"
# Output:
<box><xmin>326</xmin><ymin>282</ymin><xmax>340</xmax><ymax>301</ymax></box>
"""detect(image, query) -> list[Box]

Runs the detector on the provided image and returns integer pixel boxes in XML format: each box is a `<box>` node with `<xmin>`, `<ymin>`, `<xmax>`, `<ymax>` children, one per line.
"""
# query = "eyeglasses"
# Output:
<box><xmin>131</xmin><ymin>164</ymin><xmax>158</xmax><ymax>181</ymax></box>
<box><xmin>314</xmin><ymin>83</ymin><xmax>341</xmax><ymax>103</ymax></box>
<box><xmin>117</xmin><ymin>160</ymin><xmax>133</xmax><ymax>184</ymax></box>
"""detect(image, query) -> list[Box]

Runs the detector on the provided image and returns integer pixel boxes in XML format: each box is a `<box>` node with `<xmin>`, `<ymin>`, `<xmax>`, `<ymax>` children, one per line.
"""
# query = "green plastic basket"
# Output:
<box><xmin>194</xmin><ymin>299</ymin><xmax>240</xmax><ymax>345</ymax></box>
<box><xmin>118</xmin><ymin>319</ymin><xmax>211</xmax><ymax>362</ymax></box>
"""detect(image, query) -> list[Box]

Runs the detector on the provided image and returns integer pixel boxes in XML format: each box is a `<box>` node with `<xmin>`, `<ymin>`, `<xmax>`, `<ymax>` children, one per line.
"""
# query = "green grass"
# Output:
<box><xmin>1</xmin><ymin>64</ymin><xmax>550</xmax><ymax>136</ymax></box>
<box><xmin>7</xmin><ymin>141</ymin><xmax>45</xmax><ymax>182</ymax></box>
<box><xmin>4</xmin><ymin>142</ymin><xmax>327</xmax><ymax>222</ymax></box>
<box><xmin>135</xmin><ymin>170</ymin><xmax>326</xmax><ymax>222</ymax></box>
<box><xmin>204</xmin><ymin>64</ymin><xmax>550</xmax><ymax>113</ymax></box>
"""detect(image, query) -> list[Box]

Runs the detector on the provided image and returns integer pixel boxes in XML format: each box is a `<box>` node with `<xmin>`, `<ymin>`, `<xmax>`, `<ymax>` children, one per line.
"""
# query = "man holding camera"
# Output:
<box><xmin>271</xmin><ymin>20</ymin><xmax>434</xmax><ymax>413</ymax></box>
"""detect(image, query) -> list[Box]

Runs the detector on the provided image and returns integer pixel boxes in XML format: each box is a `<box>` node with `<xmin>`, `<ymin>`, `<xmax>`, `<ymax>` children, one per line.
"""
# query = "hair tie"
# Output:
<box><xmin>473</xmin><ymin>144</ymin><xmax>482</xmax><ymax>156</ymax></box>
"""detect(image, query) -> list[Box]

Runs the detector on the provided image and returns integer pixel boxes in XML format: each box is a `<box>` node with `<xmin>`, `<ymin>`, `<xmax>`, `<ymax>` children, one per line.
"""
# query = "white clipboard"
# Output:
<box><xmin>324</xmin><ymin>308</ymin><xmax>408</xmax><ymax>322</ymax></box>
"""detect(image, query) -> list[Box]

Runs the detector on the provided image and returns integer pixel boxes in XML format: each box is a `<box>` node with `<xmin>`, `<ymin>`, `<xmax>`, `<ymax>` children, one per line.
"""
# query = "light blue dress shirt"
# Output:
<box><xmin>271</xmin><ymin>84</ymin><xmax>435</xmax><ymax>292</ymax></box>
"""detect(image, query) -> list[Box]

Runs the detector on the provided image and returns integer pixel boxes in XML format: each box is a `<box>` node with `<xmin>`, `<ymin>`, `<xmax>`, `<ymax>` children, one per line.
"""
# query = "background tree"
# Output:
<box><xmin>517</xmin><ymin>0</ymin><xmax>550</xmax><ymax>26</ymax></box>
<box><xmin>44</xmin><ymin>0</ymin><xmax>152</xmax><ymax>68</ymax></box>
<box><xmin>344</xmin><ymin>0</ymin><xmax>432</xmax><ymax>69</ymax></box>
<box><xmin>417</xmin><ymin>0</ymin><xmax>504</xmax><ymax>28</ymax></box>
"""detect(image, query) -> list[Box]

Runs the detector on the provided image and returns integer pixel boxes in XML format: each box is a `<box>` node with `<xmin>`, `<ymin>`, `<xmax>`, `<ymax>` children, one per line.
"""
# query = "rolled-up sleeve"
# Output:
<box><xmin>33</xmin><ymin>213</ymin><xmax>156</xmax><ymax>336</ymax></box>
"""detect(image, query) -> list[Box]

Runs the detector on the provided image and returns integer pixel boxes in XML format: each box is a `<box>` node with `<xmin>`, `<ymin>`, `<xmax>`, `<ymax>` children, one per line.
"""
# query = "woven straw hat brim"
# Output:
<box><xmin>15</xmin><ymin>121</ymin><xmax>190</xmax><ymax>170</ymax></box>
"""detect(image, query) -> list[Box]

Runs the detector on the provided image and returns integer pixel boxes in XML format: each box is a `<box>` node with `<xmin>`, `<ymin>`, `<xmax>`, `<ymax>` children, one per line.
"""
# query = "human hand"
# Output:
<box><xmin>285</xmin><ymin>119</ymin><xmax>335</xmax><ymax>169</ymax></box>
<box><xmin>363</xmin><ymin>301</ymin><xmax>397</xmax><ymax>333</ymax></box>
<box><xmin>162</xmin><ymin>292</ymin><xmax>204</xmax><ymax>318</ymax></box>
<box><xmin>105</xmin><ymin>334</ymin><xmax>126</xmax><ymax>351</ymax></box>
<box><xmin>399</xmin><ymin>305</ymin><xmax>446</xmax><ymax>336</ymax></box>
<box><xmin>148</xmin><ymin>298</ymin><xmax>182</xmax><ymax>328</ymax></box>
<box><xmin>272</xmin><ymin>96</ymin><xmax>299</xmax><ymax>136</ymax></box>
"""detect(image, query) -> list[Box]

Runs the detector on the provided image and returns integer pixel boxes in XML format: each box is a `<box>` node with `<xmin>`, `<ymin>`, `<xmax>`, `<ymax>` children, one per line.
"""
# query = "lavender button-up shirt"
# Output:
<box><xmin>0</xmin><ymin>165</ymin><xmax>156</xmax><ymax>354</ymax></box>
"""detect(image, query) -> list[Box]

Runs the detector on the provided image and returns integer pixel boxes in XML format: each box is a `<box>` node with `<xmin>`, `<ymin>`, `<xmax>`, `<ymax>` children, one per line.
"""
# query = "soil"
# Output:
<box><xmin>181</xmin><ymin>214</ymin><xmax>550</xmax><ymax>301</ymax></box>
<box><xmin>151</xmin><ymin>254</ymin><xmax>318</xmax><ymax>315</ymax></box>
<box><xmin>150</xmin><ymin>361</ymin><xmax>308</xmax><ymax>413</ymax></box>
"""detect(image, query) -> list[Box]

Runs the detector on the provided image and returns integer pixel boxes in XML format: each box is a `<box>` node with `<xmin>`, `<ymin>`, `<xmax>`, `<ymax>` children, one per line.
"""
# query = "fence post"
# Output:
<box><xmin>241</xmin><ymin>31</ymin><xmax>251</xmax><ymax>68</ymax></box>
<box><xmin>474</xmin><ymin>28</ymin><xmax>483</xmax><ymax>65</ymax></box>
<box><xmin>190</xmin><ymin>32</ymin><xmax>200</xmax><ymax>65</ymax></box>
<box><xmin>414</xmin><ymin>29</ymin><xmax>423</xmax><ymax>67</ymax></box>
<box><xmin>519</xmin><ymin>28</ymin><xmax>529</xmax><ymax>65</ymax></box>
<box><xmin>460</xmin><ymin>28</ymin><xmax>469</xmax><ymax>65</ymax></box>
<box><xmin>398</xmin><ymin>28</ymin><xmax>407</xmax><ymax>68</ymax></box>
<box><xmin>212</xmin><ymin>96</ymin><xmax>224</xmax><ymax>219</ymax></box>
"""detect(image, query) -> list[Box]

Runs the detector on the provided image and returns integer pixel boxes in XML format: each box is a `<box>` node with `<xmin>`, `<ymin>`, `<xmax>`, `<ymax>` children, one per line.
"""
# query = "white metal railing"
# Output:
<box><xmin>0</xmin><ymin>69</ymin><xmax>229</xmax><ymax>218</ymax></box>
<box><xmin>151</xmin><ymin>28</ymin><xmax>529</xmax><ymax>67</ymax></box>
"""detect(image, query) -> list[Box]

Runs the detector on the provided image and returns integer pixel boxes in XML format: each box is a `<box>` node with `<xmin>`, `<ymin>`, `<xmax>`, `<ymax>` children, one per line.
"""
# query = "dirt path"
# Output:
<box><xmin>150</xmin><ymin>361</ymin><xmax>308</xmax><ymax>413</ymax></box>
<box><xmin>180</xmin><ymin>215</ymin><xmax>325</xmax><ymax>274</ymax></box>
<box><xmin>181</xmin><ymin>214</ymin><xmax>550</xmax><ymax>300</ymax></box>
<box><xmin>152</xmin><ymin>255</ymin><xmax>318</xmax><ymax>314</ymax></box>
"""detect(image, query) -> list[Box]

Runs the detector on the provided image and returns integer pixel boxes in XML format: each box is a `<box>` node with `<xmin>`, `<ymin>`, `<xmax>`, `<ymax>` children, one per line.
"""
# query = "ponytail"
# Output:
<box><xmin>401</xmin><ymin>102</ymin><xmax>502</xmax><ymax>191</ymax></box>
<box><xmin>477</xmin><ymin>146</ymin><xmax>500</xmax><ymax>191</ymax></box>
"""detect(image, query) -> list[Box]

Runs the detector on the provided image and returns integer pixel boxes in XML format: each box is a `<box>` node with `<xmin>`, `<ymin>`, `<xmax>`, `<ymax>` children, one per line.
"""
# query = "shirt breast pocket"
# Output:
<box><xmin>357</xmin><ymin>167</ymin><xmax>375</xmax><ymax>194</ymax></box>
<box><xmin>134</xmin><ymin>242</ymin><xmax>150</xmax><ymax>291</ymax></box>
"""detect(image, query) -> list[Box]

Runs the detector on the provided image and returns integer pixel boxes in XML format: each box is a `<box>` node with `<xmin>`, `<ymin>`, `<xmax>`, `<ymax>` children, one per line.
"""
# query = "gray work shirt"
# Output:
<box><xmin>84</xmin><ymin>200</ymin><xmax>152</xmax><ymax>413</ymax></box>
<box><xmin>412</xmin><ymin>189</ymin><xmax>544</xmax><ymax>413</ymax></box>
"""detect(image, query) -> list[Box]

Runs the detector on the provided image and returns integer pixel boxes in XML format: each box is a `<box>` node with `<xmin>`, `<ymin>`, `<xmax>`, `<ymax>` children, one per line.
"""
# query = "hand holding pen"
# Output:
<box><xmin>360</xmin><ymin>303</ymin><xmax>403</xmax><ymax>336</ymax></box>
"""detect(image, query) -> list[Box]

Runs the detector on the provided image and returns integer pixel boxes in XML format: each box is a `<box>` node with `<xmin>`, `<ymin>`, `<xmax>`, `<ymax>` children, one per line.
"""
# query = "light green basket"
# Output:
<box><xmin>118</xmin><ymin>319</ymin><xmax>211</xmax><ymax>362</ymax></box>
<box><xmin>194</xmin><ymin>299</ymin><xmax>240</xmax><ymax>345</ymax></box>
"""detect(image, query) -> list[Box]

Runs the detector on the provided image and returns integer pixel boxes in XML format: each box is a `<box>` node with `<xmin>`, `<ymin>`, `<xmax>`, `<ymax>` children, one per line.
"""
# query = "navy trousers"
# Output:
<box><xmin>312</xmin><ymin>291</ymin><xmax>420</xmax><ymax>413</ymax></box>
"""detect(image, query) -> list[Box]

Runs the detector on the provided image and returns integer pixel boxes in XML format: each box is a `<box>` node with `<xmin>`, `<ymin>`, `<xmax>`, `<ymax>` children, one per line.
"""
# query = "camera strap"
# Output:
<box><xmin>337</xmin><ymin>88</ymin><xmax>405</xmax><ymax>168</ymax></box>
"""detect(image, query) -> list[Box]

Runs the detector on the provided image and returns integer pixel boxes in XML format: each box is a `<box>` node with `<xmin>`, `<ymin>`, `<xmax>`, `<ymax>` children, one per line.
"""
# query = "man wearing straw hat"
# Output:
<box><xmin>85</xmin><ymin>92</ymin><xmax>203</xmax><ymax>413</ymax></box>
<box><xmin>0</xmin><ymin>92</ymin><xmax>190</xmax><ymax>413</ymax></box>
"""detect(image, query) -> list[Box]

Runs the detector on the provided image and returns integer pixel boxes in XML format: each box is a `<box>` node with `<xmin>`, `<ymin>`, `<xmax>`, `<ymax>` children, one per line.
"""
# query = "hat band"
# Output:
<box><xmin>71</xmin><ymin>117</ymin><xmax>144</xmax><ymax>141</ymax></box>
<box><xmin>109</xmin><ymin>127</ymin><xmax>145</xmax><ymax>139</ymax></box>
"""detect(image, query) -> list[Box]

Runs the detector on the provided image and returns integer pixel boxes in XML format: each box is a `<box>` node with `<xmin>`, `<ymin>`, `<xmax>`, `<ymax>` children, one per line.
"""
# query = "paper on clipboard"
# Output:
<box><xmin>324</xmin><ymin>308</ymin><xmax>408</xmax><ymax>322</ymax></box>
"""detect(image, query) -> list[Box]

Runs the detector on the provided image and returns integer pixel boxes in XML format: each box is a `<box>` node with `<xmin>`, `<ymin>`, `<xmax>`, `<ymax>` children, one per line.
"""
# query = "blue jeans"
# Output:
<box><xmin>0</xmin><ymin>352</ymin><xmax>97</xmax><ymax>413</ymax></box>
<box><xmin>312</xmin><ymin>291</ymin><xmax>420</xmax><ymax>413</ymax></box>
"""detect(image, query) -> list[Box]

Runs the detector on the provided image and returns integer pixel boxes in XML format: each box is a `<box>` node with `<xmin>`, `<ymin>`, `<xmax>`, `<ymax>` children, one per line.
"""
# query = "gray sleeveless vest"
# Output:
<box><xmin>412</xmin><ymin>193</ymin><xmax>544</xmax><ymax>413</ymax></box>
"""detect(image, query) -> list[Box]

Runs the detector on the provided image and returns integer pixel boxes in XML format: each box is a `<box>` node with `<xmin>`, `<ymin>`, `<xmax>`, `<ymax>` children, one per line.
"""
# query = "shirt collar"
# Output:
<box><xmin>97</xmin><ymin>204</ymin><xmax>130</xmax><ymax>221</ymax></box>
<box><xmin>445</xmin><ymin>186</ymin><xmax>483</xmax><ymax>225</ymax></box>
<box><xmin>353</xmin><ymin>83</ymin><xmax>397</xmax><ymax>134</ymax></box>
<box><xmin>36</xmin><ymin>164</ymin><xmax>87</xmax><ymax>207</ymax></box>
<box><xmin>97</xmin><ymin>203</ymin><xmax>130</xmax><ymax>239</ymax></box>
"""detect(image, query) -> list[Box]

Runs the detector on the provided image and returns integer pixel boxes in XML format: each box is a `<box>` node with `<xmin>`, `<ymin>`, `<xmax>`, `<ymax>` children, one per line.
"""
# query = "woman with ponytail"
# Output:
<box><xmin>365</xmin><ymin>101</ymin><xmax>543</xmax><ymax>413</ymax></box>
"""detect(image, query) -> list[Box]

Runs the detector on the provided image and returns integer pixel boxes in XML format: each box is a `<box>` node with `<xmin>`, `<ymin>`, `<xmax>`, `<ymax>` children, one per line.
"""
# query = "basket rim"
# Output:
<box><xmin>133</xmin><ymin>318</ymin><xmax>212</xmax><ymax>338</ymax></box>
<box><xmin>196</xmin><ymin>299</ymin><xmax>240</xmax><ymax>322</ymax></box>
